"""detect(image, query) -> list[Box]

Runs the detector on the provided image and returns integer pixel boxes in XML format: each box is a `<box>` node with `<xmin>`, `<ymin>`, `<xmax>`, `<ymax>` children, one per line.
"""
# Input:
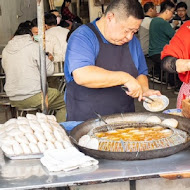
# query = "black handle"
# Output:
<box><xmin>121</xmin><ymin>85</ymin><xmax>129</xmax><ymax>92</ymax></box>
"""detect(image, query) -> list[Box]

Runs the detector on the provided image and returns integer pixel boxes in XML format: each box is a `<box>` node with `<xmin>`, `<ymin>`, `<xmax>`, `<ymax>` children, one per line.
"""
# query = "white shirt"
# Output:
<box><xmin>45</xmin><ymin>26</ymin><xmax>69</xmax><ymax>62</ymax></box>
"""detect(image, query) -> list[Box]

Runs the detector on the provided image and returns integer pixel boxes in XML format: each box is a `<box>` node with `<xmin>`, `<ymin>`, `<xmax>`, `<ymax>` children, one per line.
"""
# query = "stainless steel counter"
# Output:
<box><xmin>1</xmin><ymin>147</ymin><xmax>190</xmax><ymax>190</ymax></box>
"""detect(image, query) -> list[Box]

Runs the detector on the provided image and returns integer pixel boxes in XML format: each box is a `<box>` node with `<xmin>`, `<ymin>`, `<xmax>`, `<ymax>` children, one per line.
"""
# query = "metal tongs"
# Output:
<box><xmin>121</xmin><ymin>85</ymin><xmax>155</xmax><ymax>104</ymax></box>
<box><xmin>94</xmin><ymin>111</ymin><xmax>113</xmax><ymax>131</ymax></box>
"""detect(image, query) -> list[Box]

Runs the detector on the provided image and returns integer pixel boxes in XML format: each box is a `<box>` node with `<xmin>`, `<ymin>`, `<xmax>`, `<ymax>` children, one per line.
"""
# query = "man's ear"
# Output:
<box><xmin>165</xmin><ymin>9</ymin><xmax>170</xmax><ymax>15</ymax></box>
<box><xmin>149</xmin><ymin>8</ymin><xmax>153</xmax><ymax>13</ymax></box>
<box><xmin>106</xmin><ymin>12</ymin><xmax>115</xmax><ymax>22</ymax></box>
<box><xmin>45</xmin><ymin>24</ymin><xmax>48</xmax><ymax>30</ymax></box>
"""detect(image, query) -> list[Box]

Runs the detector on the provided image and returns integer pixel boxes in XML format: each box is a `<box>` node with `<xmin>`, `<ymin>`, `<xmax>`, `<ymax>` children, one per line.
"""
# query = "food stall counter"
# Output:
<box><xmin>1</xmin><ymin>147</ymin><xmax>190</xmax><ymax>190</ymax></box>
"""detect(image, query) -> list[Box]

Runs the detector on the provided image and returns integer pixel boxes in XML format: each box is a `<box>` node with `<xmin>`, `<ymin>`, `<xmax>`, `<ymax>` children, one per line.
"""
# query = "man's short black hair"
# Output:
<box><xmin>31</xmin><ymin>18</ymin><xmax>38</xmax><ymax>27</ymax></box>
<box><xmin>14</xmin><ymin>27</ymin><xmax>33</xmax><ymax>37</ymax></box>
<box><xmin>18</xmin><ymin>21</ymin><xmax>33</xmax><ymax>30</ymax></box>
<box><xmin>45</xmin><ymin>13</ymin><xmax>57</xmax><ymax>26</ymax></box>
<box><xmin>160</xmin><ymin>0</ymin><xmax>175</xmax><ymax>13</ymax></box>
<box><xmin>105</xmin><ymin>0</ymin><xmax>144</xmax><ymax>20</ymax></box>
<box><xmin>176</xmin><ymin>2</ymin><xmax>187</xmax><ymax>10</ymax></box>
<box><xmin>143</xmin><ymin>2</ymin><xmax>155</xmax><ymax>13</ymax></box>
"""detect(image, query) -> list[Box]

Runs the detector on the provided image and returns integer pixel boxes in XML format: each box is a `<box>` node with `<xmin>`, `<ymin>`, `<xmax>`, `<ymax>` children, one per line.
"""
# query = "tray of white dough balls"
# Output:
<box><xmin>0</xmin><ymin>113</ymin><xmax>73</xmax><ymax>160</ymax></box>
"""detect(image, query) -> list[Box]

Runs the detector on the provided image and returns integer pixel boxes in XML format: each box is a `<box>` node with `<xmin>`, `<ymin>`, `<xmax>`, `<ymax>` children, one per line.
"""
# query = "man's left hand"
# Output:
<box><xmin>142</xmin><ymin>89</ymin><xmax>161</xmax><ymax>98</ymax></box>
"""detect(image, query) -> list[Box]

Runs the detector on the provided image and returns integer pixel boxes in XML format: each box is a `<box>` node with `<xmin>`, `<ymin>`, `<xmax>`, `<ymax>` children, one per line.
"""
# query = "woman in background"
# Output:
<box><xmin>61</xmin><ymin>0</ymin><xmax>82</xmax><ymax>24</ymax></box>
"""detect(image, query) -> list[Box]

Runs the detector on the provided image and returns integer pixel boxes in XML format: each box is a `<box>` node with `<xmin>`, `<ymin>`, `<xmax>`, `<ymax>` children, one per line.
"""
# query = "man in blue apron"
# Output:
<box><xmin>64</xmin><ymin>0</ymin><xmax>161</xmax><ymax>121</ymax></box>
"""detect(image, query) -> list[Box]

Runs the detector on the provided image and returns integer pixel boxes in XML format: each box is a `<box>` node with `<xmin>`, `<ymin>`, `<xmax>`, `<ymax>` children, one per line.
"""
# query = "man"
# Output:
<box><xmin>45</xmin><ymin>13</ymin><xmax>69</xmax><ymax>62</ymax></box>
<box><xmin>64</xmin><ymin>0</ymin><xmax>160</xmax><ymax>121</ymax></box>
<box><xmin>181</xmin><ymin>0</ymin><xmax>190</xmax><ymax>17</ymax></box>
<box><xmin>2</xmin><ymin>27</ymin><xmax>65</xmax><ymax>122</ymax></box>
<box><xmin>49</xmin><ymin>9</ymin><xmax>72</xmax><ymax>30</ymax></box>
<box><xmin>31</xmin><ymin>18</ymin><xmax>62</xmax><ymax>63</ymax></box>
<box><xmin>172</xmin><ymin>2</ymin><xmax>190</xmax><ymax>30</ymax></box>
<box><xmin>138</xmin><ymin>2</ymin><xmax>157</xmax><ymax>55</ymax></box>
<box><xmin>149</xmin><ymin>1</ymin><xmax>175</xmax><ymax>87</ymax></box>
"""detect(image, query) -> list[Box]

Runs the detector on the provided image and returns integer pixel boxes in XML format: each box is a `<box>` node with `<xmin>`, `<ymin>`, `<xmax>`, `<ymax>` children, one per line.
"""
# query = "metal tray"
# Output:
<box><xmin>5</xmin><ymin>153</ymin><xmax>43</xmax><ymax>160</ymax></box>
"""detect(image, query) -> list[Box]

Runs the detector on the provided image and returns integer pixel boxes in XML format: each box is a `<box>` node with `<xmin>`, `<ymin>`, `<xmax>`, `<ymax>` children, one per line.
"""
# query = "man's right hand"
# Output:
<box><xmin>123</xmin><ymin>75</ymin><xmax>143</xmax><ymax>100</ymax></box>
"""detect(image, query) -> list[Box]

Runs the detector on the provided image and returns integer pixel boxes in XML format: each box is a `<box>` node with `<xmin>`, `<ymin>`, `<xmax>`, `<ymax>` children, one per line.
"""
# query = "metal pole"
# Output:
<box><xmin>130</xmin><ymin>180</ymin><xmax>136</xmax><ymax>190</ymax></box>
<box><xmin>37</xmin><ymin>0</ymin><xmax>48</xmax><ymax>114</ymax></box>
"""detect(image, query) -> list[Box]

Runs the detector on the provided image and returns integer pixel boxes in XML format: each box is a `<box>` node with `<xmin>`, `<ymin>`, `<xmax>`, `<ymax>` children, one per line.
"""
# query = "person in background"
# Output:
<box><xmin>61</xmin><ymin>0</ymin><xmax>82</xmax><ymax>24</ymax></box>
<box><xmin>45</xmin><ymin>13</ymin><xmax>69</xmax><ymax>62</ymax></box>
<box><xmin>138</xmin><ymin>2</ymin><xmax>157</xmax><ymax>55</ymax></box>
<box><xmin>161</xmin><ymin>21</ymin><xmax>190</xmax><ymax>108</ymax></box>
<box><xmin>31</xmin><ymin>18</ymin><xmax>39</xmax><ymax>39</ymax></box>
<box><xmin>181</xmin><ymin>0</ymin><xmax>190</xmax><ymax>17</ymax></box>
<box><xmin>18</xmin><ymin>21</ymin><xmax>33</xmax><ymax>30</ymax></box>
<box><xmin>66</xmin><ymin>22</ymin><xmax>82</xmax><ymax>42</ymax></box>
<box><xmin>172</xmin><ymin>2</ymin><xmax>190</xmax><ymax>30</ymax></box>
<box><xmin>64</xmin><ymin>0</ymin><xmax>161</xmax><ymax>121</ymax></box>
<box><xmin>31</xmin><ymin>18</ymin><xmax>62</xmax><ymax>63</ymax></box>
<box><xmin>49</xmin><ymin>9</ymin><xmax>62</xmax><ymax>25</ymax></box>
<box><xmin>49</xmin><ymin>9</ymin><xmax>72</xmax><ymax>30</ymax></box>
<box><xmin>149</xmin><ymin>0</ymin><xmax>175</xmax><ymax>87</ymax></box>
<box><xmin>2</xmin><ymin>27</ymin><xmax>65</xmax><ymax>122</ymax></box>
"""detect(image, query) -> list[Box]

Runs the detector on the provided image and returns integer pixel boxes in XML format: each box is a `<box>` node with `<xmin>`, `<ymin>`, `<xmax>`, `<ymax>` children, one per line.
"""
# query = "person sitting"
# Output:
<box><xmin>31</xmin><ymin>18</ymin><xmax>62</xmax><ymax>63</ymax></box>
<box><xmin>149</xmin><ymin>0</ymin><xmax>175</xmax><ymax>86</ymax></box>
<box><xmin>18</xmin><ymin>21</ymin><xmax>33</xmax><ymax>30</ymax></box>
<box><xmin>161</xmin><ymin>21</ymin><xmax>190</xmax><ymax>108</ymax></box>
<box><xmin>2</xmin><ymin>27</ymin><xmax>65</xmax><ymax>122</ymax></box>
<box><xmin>49</xmin><ymin>9</ymin><xmax>72</xmax><ymax>30</ymax></box>
<box><xmin>181</xmin><ymin>0</ymin><xmax>190</xmax><ymax>17</ymax></box>
<box><xmin>172</xmin><ymin>2</ymin><xmax>190</xmax><ymax>30</ymax></box>
<box><xmin>49</xmin><ymin>9</ymin><xmax>62</xmax><ymax>25</ymax></box>
<box><xmin>45</xmin><ymin>13</ymin><xmax>69</xmax><ymax>63</ymax></box>
<box><xmin>61</xmin><ymin>0</ymin><xmax>82</xmax><ymax>24</ymax></box>
<box><xmin>138</xmin><ymin>2</ymin><xmax>157</xmax><ymax>56</ymax></box>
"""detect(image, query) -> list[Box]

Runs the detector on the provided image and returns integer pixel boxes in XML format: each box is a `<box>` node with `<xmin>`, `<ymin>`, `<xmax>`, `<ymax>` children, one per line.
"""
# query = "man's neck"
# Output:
<box><xmin>158</xmin><ymin>13</ymin><xmax>167</xmax><ymax>20</ymax></box>
<box><xmin>96</xmin><ymin>16</ymin><xmax>105</xmax><ymax>37</ymax></box>
<box><xmin>145</xmin><ymin>13</ymin><xmax>152</xmax><ymax>18</ymax></box>
<box><xmin>47</xmin><ymin>25</ymin><xmax>57</xmax><ymax>30</ymax></box>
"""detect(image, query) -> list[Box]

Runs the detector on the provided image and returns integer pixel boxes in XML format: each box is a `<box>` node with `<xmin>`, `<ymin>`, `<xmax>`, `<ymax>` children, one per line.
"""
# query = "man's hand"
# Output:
<box><xmin>173</xmin><ymin>20</ymin><xmax>179</xmax><ymax>27</ymax></box>
<box><xmin>123</xmin><ymin>76</ymin><xmax>143</xmax><ymax>101</ymax></box>
<box><xmin>47</xmin><ymin>53</ymin><xmax>54</xmax><ymax>61</ymax></box>
<box><xmin>142</xmin><ymin>89</ymin><xmax>161</xmax><ymax>99</ymax></box>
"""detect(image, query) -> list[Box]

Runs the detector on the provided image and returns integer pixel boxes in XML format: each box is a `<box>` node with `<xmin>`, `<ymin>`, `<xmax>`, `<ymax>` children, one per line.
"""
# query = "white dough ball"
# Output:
<box><xmin>26</xmin><ymin>114</ymin><xmax>37</xmax><ymax>120</ymax></box>
<box><xmin>20</xmin><ymin>143</ymin><xmax>32</xmax><ymax>154</ymax></box>
<box><xmin>36</xmin><ymin>113</ymin><xmax>47</xmax><ymax>120</ymax></box>
<box><xmin>29</xmin><ymin>143</ymin><xmax>40</xmax><ymax>154</ymax></box>
<box><xmin>25</xmin><ymin>133</ymin><xmax>38</xmax><ymax>144</ymax></box>
<box><xmin>145</xmin><ymin>116</ymin><xmax>162</xmax><ymax>124</ymax></box>
<box><xmin>78</xmin><ymin>135</ymin><xmax>91</xmax><ymax>147</ymax></box>
<box><xmin>37</xmin><ymin>142</ymin><xmax>47</xmax><ymax>153</ymax></box>
<box><xmin>46</xmin><ymin>141</ymin><xmax>55</xmax><ymax>150</ymax></box>
<box><xmin>1</xmin><ymin>145</ymin><xmax>14</xmax><ymax>155</ymax></box>
<box><xmin>85</xmin><ymin>138</ymin><xmax>99</xmax><ymax>150</ymax></box>
<box><xmin>47</xmin><ymin>115</ymin><xmax>57</xmax><ymax>122</ymax></box>
<box><xmin>13</xmin><ymin>142</ymin><xmax>24</xmax><ymax>155</ymax></box>
<box><xmin>54</xmin><ymin>141</ymin><xmax>64</xmax><ymax>149</ymax></box>
<box><xmin>161</xmin><ymin>119</ymin><xmax>178</xmax><ymax>128</ymax></box>
<box><xmin>4</xmin><ymin>119</ymin><xmax>17</xmax><ymax>127</ymax></box>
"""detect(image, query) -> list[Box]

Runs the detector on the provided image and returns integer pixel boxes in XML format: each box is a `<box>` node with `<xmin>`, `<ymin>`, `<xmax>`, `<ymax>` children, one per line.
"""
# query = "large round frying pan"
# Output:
<box><xmin>70</xmin><ymin>112</ymin><xmax>190</xmax><ymax>160</ymax></box>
